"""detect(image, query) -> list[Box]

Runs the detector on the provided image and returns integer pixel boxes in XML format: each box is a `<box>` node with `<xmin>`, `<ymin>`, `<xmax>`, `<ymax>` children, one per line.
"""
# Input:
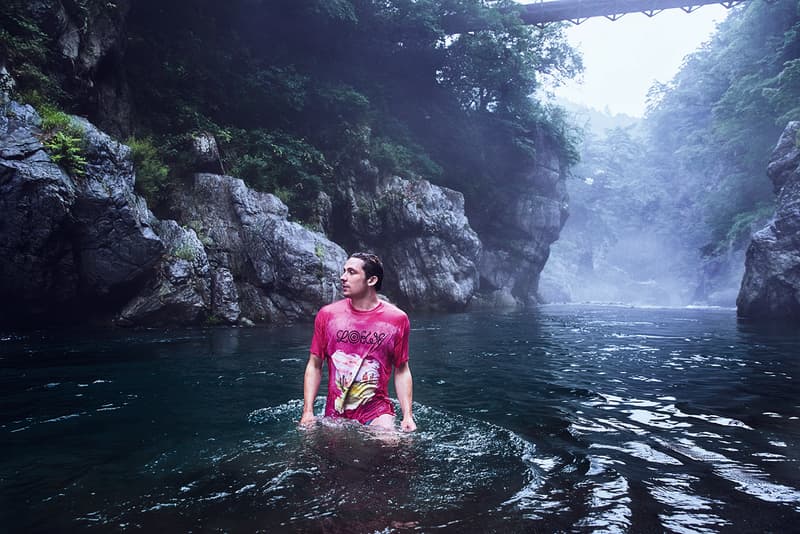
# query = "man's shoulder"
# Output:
<box><xmin>379</xmin><ymin>300</ymin><xmax>409</xmax><ymax>322</ymax></box>
<box><xmin>318</xmin><ymin>299</ymin><xmax>349</xmax><ymax>315</ymax></box>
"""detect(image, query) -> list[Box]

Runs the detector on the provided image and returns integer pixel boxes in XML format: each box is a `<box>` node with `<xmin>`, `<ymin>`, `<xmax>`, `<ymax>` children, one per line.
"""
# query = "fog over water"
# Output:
<box><xmin>537</xmin><ymin>6</ymin><xmax>747</xmax><ymax>308</ymax></box>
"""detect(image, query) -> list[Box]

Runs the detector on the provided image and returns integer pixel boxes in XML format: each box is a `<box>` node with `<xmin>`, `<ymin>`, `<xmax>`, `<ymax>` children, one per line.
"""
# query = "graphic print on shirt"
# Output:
<box><xmin>331</xmin><ymin>350</ymin><xmax>381</xmax><ymax>413</ymax></box>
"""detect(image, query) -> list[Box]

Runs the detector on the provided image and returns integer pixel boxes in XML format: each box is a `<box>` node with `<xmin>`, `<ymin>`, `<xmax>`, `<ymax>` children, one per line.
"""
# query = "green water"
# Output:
<box><xmin>2</xmin><ymin>305</ymin><xmax>799</xmax><ymax>532</ymax></box>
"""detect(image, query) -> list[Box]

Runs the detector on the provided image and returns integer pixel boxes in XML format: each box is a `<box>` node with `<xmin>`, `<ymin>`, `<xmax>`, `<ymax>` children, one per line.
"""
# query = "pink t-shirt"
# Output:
<box><xmin>310</xmin><ymin>298</ymin><xmax>410</xmax><ymax>424</ymax></box>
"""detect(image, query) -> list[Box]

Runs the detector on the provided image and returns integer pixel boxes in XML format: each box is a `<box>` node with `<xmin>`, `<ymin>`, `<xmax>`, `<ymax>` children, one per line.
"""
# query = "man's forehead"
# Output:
<box><xmin>344</xmin><ymin>257</ymin><xmax>365</xmax><ymax>270</ymax></box>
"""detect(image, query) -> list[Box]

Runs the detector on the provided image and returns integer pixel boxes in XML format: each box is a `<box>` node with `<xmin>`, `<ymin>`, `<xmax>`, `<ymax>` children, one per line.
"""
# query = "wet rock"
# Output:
<box><xmin>335</xmin><ymin>170</ymin><xmax>481</xmax><ymax>311</ymax></box>
<box><xmin>117</xmin><ymin>220</ymin><xmax>211</xmax><ymax>326</ymax></box>
<box><xmin>0</xmin><ymin>101</ymin><xmax>164</xmax><ymax>324</ymax></box>
<box><xmin>475</xmin><ymin>133</ymin><xmax>568</xmax><ymax>307</ymax></box>
<box><xmin>174</xmin><ymin>173</ymin><xmax>347</xmax><ymax>323</ymax></box>
<box><xmin>738</xmin><ymin>122</ymin><xmax>800</xmax><ymax>321</ymax></box>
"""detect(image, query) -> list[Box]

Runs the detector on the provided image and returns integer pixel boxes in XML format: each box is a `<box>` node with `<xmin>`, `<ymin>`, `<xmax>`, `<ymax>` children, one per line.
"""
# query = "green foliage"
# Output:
<box><xmin>369</xmin><ymin>136</ymin><xmax>442</xmax><ymax>179</ymax></box>
<box><xmin>39</xmin><ymin>105</ymin><xmax>87</xmax><ymax>177</ymax></box>
<box><xmin>171</xmin><ymin>242</ymin><xmax>196</xmax><ymax>261</ymax></box>
<box><xmin>224</xmin><ymin>129</ymin><xmax>331</xmax><ymax>218</ymax></box>
<box><xmin>7</xmin><ymin>0</ymin><xmax>583</xmax><ymax>226</ymax></box>
<box><xmin>40</xmin><ymin>106</ymin><xmax>76</xmax><ymax>132</ymax></box>
<box><xmin>644</xmin><ymin>0</ymin><xmax>798</xmax><ymax>254</ymax></box>
<box><xmin>44</xmin><ymin>131</ymin><xmax>88</xmax><ymax>177</ymax></box>
<box><xmin>127</xmin><ymin>136</ymin><xmax>171</xmax><ymax>204</ymax></box>
<box><xmin>722</xmin><ymin>203</ymin><xmax>774</xmax><ymax>251</ymax></box>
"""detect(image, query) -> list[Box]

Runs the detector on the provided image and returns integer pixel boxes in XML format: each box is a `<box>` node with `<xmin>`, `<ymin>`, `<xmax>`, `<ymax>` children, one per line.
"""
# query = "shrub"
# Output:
<box><xmin>369</xmin><ymin>136</ymin><xmax>442</xmax><ymax>179</ymax></box>
<box><xmin>127</xmin><ymin>136</ymin><xmax>171</xmax><ymax>203</ymax></box>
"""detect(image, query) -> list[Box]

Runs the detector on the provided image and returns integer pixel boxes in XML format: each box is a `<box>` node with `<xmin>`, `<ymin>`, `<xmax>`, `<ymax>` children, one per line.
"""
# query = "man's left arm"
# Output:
<box><xmin>394</xmin><ymin>362</ymin><xmax>416</xmax><ymax>432</ymax></box>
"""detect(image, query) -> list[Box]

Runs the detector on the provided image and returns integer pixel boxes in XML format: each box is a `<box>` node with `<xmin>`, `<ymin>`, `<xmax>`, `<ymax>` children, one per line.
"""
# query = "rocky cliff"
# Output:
<box><xmin>0</xmin><ymin>96</ymin><xmax>347</xmax><ymax>326</ymax></box>
<box><xmin>471</xmin><ymin>131</ymin><xmax>569</xmax><ymax>307</ymax></box>
<box><xmin>329</xmin><ymin>160</ymin><xmax>481</xmax><ymax>311</ymax></box>
<box><xmin>737</xmin><ymin>121</ymin><xmax>800</xmax><ymax>321</ymax></box>
<box><xmin>0</xmin><ymin>92</ymin><xmax>568</xmax><ymax>325</ymax></box>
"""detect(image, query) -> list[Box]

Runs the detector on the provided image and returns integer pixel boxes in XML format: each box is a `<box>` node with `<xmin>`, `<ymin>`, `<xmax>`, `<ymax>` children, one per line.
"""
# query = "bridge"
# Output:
<box><xmin>443</xmin><ymin>0</ymin><xmax>746</xmax><ymax>31</ymax></box>
<box><xmin>517</xmin><ymin>0</ymin><xmax>746</xmax><ymax>25</ymax></box>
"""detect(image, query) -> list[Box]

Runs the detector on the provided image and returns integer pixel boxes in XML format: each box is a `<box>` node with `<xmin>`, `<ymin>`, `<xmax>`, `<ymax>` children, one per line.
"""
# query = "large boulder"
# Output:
<box><xmin>333</xmin><ymin>162</ymin><xmax>481</xmax><ymax>311</ymax></box>
<box><xmin>0</xmin><ymin>101</ymin><xmax>164</xmax><ymax>324</ymax></box>
<box><xmin>173</xmin><ymin>173</ymin><xmax>347</xmax><ymax>323</ymax></box>
<box><xmin>69</xmin><ymin>116</ymin><xmax>164</xmax><ymax>296</ymax></box>
<box><xmin>1</xmin><ymin>100</ymin><xmax>350</xmax><ymax>326</ymax></box>
<box><xmin>737</xmin><ymin>122</ymin><xmax>800</xmax><ymax>320</ymax></box>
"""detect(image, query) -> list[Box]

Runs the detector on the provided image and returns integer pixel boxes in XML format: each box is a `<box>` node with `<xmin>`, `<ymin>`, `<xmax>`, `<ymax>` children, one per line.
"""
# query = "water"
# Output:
<box><xmin>1</xmin><ymin>305</ymin><xmax>799</xmax><ymax>532</ymax></box>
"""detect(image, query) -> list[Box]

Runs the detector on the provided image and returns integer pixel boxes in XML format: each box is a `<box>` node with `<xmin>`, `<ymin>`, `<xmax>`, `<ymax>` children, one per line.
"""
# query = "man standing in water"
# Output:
<box><xmin>299</xmin><ymin>252</ymin><xmax>416</xmax><ymax>432</ymax></box>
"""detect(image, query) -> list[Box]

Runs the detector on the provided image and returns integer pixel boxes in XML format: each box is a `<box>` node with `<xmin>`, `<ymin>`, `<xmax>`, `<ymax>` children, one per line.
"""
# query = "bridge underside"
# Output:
<box><xmin>443</xmin><ymin>0</ymin><xmax>744</xmax><ymax>31</ymax></box>
<box><xmin>518</xmin><ymin>0</ymin><xmax>745</xmax><ymax>25</ymax></box>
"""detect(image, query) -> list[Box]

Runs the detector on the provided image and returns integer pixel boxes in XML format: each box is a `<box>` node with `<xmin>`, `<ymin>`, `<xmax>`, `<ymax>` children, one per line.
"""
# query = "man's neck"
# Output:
<box><xmin>349</xmin><ymin>292</ymin><xmax>380</xmax><ymax>311</ymax></box>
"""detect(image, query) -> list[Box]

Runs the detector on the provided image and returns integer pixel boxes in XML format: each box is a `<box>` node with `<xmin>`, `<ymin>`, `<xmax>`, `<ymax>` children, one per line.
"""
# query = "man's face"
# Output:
<box><xmin>341</xmin><ymin>257</ymin><xmax>374</xmax><ymax>298</ymax></box>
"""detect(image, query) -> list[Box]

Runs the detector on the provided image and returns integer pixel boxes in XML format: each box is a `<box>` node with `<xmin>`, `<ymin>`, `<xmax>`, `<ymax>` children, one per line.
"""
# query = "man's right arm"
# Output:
<box><xmin>299</xmin><ymin>353</ymin><xmax>323</xmax><ymax>426</ymax></box>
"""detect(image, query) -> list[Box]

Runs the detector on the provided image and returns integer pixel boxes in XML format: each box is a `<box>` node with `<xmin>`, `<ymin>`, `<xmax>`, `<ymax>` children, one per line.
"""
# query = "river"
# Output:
<box><xmin>2</xmin><ymin>304</ymin><xmax>798</xmax><ymax>532</ymax></box>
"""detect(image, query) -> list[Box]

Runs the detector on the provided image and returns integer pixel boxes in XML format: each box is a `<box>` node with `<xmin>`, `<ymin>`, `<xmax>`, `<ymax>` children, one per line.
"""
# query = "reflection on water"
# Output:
<box><xmin>1</xmin><ymin>305</ymin><xmax>799</xmax><ymax>532</ymax></box>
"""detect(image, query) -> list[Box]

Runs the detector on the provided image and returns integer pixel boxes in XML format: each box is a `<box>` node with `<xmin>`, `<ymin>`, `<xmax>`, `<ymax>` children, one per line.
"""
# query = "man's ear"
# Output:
<box><xmin>367</xmin><ymin>275</ymin><xmax>378</xmax><ymax>288</ymax></box>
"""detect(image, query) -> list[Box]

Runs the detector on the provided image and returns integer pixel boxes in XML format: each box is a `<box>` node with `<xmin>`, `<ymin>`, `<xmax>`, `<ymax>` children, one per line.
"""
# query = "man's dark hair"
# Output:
<box><xmin>350</xmin><ymin>252</ymin><xmax>384</xmax><ymax>291</ymax></box>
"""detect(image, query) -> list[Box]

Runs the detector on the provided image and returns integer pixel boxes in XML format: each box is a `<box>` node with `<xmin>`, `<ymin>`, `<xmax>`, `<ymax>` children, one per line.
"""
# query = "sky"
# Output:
<box><xmin>526</xmin><ymin>4</ymin><xmax>731</xmax><ymax>117</ymax></box>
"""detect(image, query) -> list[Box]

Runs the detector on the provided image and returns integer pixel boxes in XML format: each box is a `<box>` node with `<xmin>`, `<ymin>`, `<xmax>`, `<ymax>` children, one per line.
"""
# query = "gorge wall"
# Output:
<box><xmin>0</xmin><ymin>94</ymin><xmax>567</xmax><ymax>326</ymax></box>
<box><xmin>738</xmin><ymin>122</ymin><xmax>800</xmax><ymax>321</ymax></box>
<box><xmin>0</xmin><ymin>1</ymin><xmax>570</xmax><ymax>326</ymax></box>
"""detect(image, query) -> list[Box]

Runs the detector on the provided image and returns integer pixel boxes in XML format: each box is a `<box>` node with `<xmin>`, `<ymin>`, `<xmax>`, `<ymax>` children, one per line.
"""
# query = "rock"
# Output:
<box><xmin>68</xmin><ymin>116</ymin><xmax>164</xmax><ymax>296</ymax></box>
<box><xmin>211</xmin><ymin>267</ymin><xmax>241</xmax><ymax>324</ymax></box>
<box><xmin>190</xmin><ymin>132</ymin><xmax>224</xmax><ymax>173</ymax></box>
<box><xmin>0</xmin><ymin>103</ymin><xmax>79</xmax><ymax>319</ymax></box>
<box><xmin>309</xmin><ymin>191</ymin><xmax>333</xmax><ymax>233</ymax></box>
<box><xmin>469</xmin><ymin>288</ymin><xmax>521</xmax><ymax>309</ymax></box>
<box><xmin>0</xmin><ymin>101</ymin><xmax>164</xmax><ymax>324</ymax></box>
<box><xmin>738</xmin><ymin>122</ymin><xmax>800</xmax><ymax>321</ymax></box>
<box><xmin>766</xmin><ymin>121</ymin><xmax>800</xmax><ymax>194</ymax></box>
<box><xmin>117</xmin><ymin>220</ymin><xmax>211</xmax><ymax>326</ymax></box>
<box><xmin>334</xmin><ymin>171</ymin><xmax>481</xmax><ymax>311</ymax></box>
<box><xmin>174</xmin><ymin>173</ymin><xmax>347</xmax><ymax>322</ymax></box>
<box><xmin>474</xmin><ymin>133</ymin><xmax>568</xmax><ymax>306</ymax></box>
<box><xmin>0</xmin><ymin>65</ymin><xmax>15</xmax><ymax>107</ymax></box>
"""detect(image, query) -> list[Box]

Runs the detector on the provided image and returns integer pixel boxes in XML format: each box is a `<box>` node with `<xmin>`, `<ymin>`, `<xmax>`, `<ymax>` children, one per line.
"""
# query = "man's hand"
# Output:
<box><xmin>400</xmin><ymin>415</ymin><xmax>416</xmax><ymax>432</ymax></box>
<box><xmin>394</xmin><ymin>362</ymin><xmax>415</xmax><ymax>432</ymax></box>
<box><xmin>300</xmin><ymin>354</ymin><xmax>323</xmax><ymax>428</ymax></box>
<box><xmin>299</xmin><ymin>411</ymin><xmax>317</xmax><ymax>427</ymax></box>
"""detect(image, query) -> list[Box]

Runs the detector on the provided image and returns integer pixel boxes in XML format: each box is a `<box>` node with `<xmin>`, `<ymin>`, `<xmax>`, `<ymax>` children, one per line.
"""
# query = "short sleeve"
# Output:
<box><xmin>309</xmin><ymin>308</ymin><xmax>328</xmax><ymax>358</ymax></box>
<box><xmin>393</xmin><ymin>314</ymin><xmax>410</xmax><ymax>366</ymax></box>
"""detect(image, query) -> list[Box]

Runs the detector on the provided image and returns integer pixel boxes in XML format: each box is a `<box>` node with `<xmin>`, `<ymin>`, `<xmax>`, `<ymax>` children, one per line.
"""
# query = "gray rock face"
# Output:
<box><xmin>0</xmin><ymin>101</ymin><xmax>163</xmax><ymax>323</ymax></box>
<box><xmin>475</xmin><ymin>135</ymin><xmax>568</xmax><ymax>307</ymax></box>
<box><xmin>335</xmin><ymin>167</ymin><xmax>481</xmax><ymax>311</ymax></box>
<box><xmin>117</xmin><ymin>220</ymin><xmax>211</xmax><ymax>326</ymax></box>
<box><xmin>1</xmin><ymin>101</ymin><xmax>350</xmax><ymax>326</ymax></box>
<box><xmin>738</xmin><ymin>122</ymin><xmax>800</xmax><ymax>320</ymax></box>
<box><xmin>174</xmin><ymin>173</ymin><xmax>347</xmax><ymax>323</ymax></box>
<box><xmin>70</xmin><ymin>117</ymin><xmax>164</xmax><ymax>296</ymax></box>
<box><xmin>0</xmin><ymin>102</ymin><xmax>78</xmax><ymax>317</ymax></box>
<box><xmin>1</xmin><ymin>91</ymin><xmax>568</xmax><ymax>323</ymax></box>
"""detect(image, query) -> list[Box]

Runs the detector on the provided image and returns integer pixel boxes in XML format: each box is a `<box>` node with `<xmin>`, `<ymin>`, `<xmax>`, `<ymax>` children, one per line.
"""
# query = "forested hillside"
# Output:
<box><xmin>542</xmin><ymin>0</ymin><xmax>800</xmax><ymax>305</ymax></box>
<box><xmin>1</xmin><ymin>0</ymin><xmax>580</xmax><ymax>223</ymax></box>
